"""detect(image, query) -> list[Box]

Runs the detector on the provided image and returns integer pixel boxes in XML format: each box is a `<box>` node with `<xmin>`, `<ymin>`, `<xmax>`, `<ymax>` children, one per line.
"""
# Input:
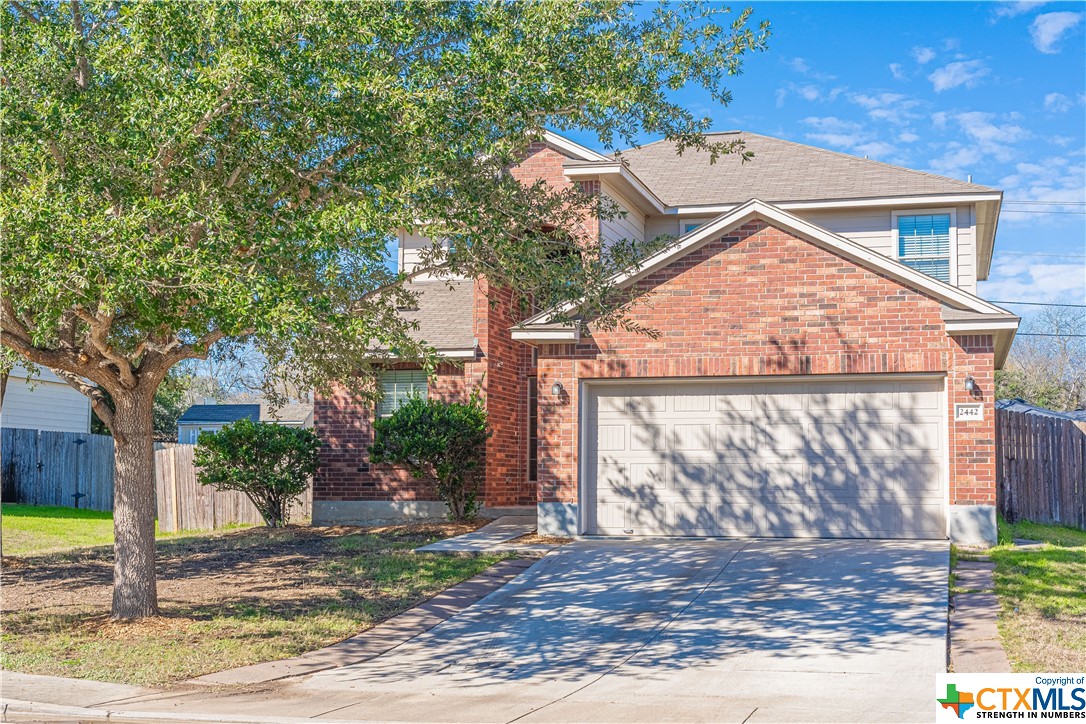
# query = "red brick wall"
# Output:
<box><xmin>314</xmin><ymin>363</ymin><xmax>474</xmax><ymax>502</ymax></box>
<box><xmin>948</xmin><ymin>335</ymin><xmax>997</xmax><ymax>506</ymax></box>
<box><xmin>474</xmin><ymin>281</ymin><xmax>535</xmax><ymax>506</ymax></box>
<box><xmin>535</xmin><ymin>220</ymin><xmax>997</xmax><ymax>511</ymax></box>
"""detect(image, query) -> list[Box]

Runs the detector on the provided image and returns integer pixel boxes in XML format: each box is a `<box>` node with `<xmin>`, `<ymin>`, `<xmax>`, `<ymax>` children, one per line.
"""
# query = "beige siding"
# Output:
<box><xmin>399</xmin><ymin>231</ymin><xmax>465</xmax><ymax>281</ymax></box>
<box><xmin>1</xmin><ymin>367</ymin><xmax>91</xmax><ymax>433</ymax></box>
<box><xmin>598</xmin><ymin>182</ymin><xmax>646</xmax><ymax>248</ymax></box>
<box><xmin>642</xmin><ymin>204</ymin><xmax>980</xmax><ymax>293</ymax></box>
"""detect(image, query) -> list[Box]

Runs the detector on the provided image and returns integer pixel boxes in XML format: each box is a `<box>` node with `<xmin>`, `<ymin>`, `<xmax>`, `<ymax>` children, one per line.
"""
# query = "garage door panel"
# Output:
<box><xmin>898</xmin><ymin>422</ymin><xmax>940</xmax><ymax>451</ymax></box>
<box><xmin>631</xmin><ymin>424</ymin><xmax>666</xmax><ymax>451</ymax></box>
<box><xmin>671</xmin><ymin>461</ymin><xmax>718</xmax><ymax>491</ymax></box>
<box><xmin>809</xmin><ymin>422</ymin><xmax>852</xmax><ymax>452</ymax></box>
<box><xmin>852</xmin><ymin>423</ymin><xmax>896</xmax><ymax>451</ymax></box>
<box><xmin>672</xmin><ymin>423</ymin><xmax>713</xmax><ymax>450</ymax></box>
<box><xmin>896</xmin><ymin>462</ymin><xmax>943</xmax><ymax>497</ymax></box>
<box><xmin>764</xmin><ymin>423</ymin><xmax>807</xmax><ymax>451</ymax></box>
<box><xmin>587</xmin><ymin>377</ymin><xmax>946</xmax><ymax>539</ymax></box>
<box><xmin>596</xmin><ymin>425</ymin><xmax>626</xmax><ymax>451</ymax></box>
<box><xmin>670</xmin><ymin>502</ymin><xmax>757</xmax><ymax>536</ymax></box>
<box><xmin>716</xmin><ymin>423</ymin><xmax>757</xmax><ymax>453</ymax></box>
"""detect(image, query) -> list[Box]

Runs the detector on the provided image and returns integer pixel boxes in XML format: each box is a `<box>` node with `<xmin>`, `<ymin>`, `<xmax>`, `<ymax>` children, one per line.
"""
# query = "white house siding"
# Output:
<box><xmin>1</xmin><ymin>367</ymin><xmax>91</xmax><ymax>433</ymax></box>
<box><xmin>598</xmin><ymin>183</ymin><xmax>646</xmax><ymax>249</ymax></box>
<box><xmin>644</xmin><ymin>204</ymin><xmax>980</xmax><ymax>294</ymax></box>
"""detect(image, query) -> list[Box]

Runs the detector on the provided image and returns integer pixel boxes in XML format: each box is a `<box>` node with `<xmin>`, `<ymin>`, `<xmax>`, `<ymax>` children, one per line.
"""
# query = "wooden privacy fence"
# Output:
<box><xmin>153</xmin><ymin>444</ymin><xmax>312</xmax><ymax>532</ymax></box>
<box><xmin>996</xmin><ymin>407</ymin><xmax>1086</xmax><ymax>529</ymax></box>
<box><xmin>1</xmin><ymin>428</ymin><xmax>115</xmax><ymax>510</ymax></box>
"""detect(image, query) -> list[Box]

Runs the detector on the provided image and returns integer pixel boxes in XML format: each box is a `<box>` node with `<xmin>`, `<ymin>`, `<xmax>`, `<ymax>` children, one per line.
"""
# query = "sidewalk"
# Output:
<box><xmin>0</xmin><ymin>558</ymin><xmax>541</xmax><ymax>723</ymax></box>
<box><xmin>415</xmin><ymin>515</ymin><xmax>557</xmax><ymax>554</ymax></box>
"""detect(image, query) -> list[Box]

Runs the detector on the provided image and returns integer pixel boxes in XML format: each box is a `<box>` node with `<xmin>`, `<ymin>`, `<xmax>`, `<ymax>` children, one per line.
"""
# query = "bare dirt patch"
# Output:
<box><xmin>509</xmin><ymin>530</ymin><xmax>573</xmax><ymax>546</ymax></box>
<box><xmin>1</xmin><ymin>520</ymin><xmax>501</xmax><ymax>685</ymax></box>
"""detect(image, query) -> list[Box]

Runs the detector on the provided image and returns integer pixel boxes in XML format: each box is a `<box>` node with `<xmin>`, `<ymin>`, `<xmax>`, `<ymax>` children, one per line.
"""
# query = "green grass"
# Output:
<box><xmin>987</xmin><ymin>518</ymin><xmax>1086</xmax><ymax>672</ymax></box>
<box><xmin>1</xmin><ymin>523</ymin><xmax>507</xmax><ymax>685</ymax></box>
<box><xmin>1</xmin><ymin>504</ymin><xmax>251</xmax><ymax>556</ymax></box>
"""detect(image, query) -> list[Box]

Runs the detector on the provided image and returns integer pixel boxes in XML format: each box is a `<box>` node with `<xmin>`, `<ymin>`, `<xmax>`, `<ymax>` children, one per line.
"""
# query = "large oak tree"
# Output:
<box><xmin>0</xmin><ymin>0</ymin><xmax>769</xmax><ymax>619</ymax></box>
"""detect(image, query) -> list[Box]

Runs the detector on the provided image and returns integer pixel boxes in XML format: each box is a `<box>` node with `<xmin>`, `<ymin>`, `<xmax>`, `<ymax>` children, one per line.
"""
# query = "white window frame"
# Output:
<box><xmin>891</xmin><ymin>208</ymin><xmax>957</xmax><ymax>287</ymax></box>
<box><xmin>377</xmin><ymin>369</ymin><xmax>428</xmax><ymax>417</ymax></box>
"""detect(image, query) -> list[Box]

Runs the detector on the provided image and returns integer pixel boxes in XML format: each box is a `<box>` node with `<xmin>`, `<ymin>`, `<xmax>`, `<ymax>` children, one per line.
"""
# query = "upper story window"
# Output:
<box><xmin>894</xmin><ymin>211</ymin><xmax>955</xmax><ymax>284</ymax></box>
<box><xmin>378</xmin><ymin>370</ymin><xmax>427</xmax><ymax>417</ymax></box>
<box><xmin>683</xmin><ymin>222</ymin><xmax>703</xmax><ymax>234</ymax></box>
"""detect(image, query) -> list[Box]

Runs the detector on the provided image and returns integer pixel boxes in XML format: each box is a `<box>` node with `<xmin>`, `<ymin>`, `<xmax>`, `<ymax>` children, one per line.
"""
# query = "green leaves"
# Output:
<box><xmin>1</xmin><ymin>0</ymin><xmax>769</xmax><ymax>401</ymax></box>
<box><xmin>368</xmin><ymin>394</ymin><xmax>490</xmax><ymax>520</ymax></box>
<box><xmin>194</xmin><ymin>419</ymin><xmax>320</xmax><ymax>527</ymax></box>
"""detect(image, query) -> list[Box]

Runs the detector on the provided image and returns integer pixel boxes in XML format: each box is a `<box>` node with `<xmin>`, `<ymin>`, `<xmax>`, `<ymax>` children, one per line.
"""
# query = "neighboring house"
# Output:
<box><xmin>176</xmin><ymin>403</ymin><xmax>259</xmax><ymax>443</ymax></box>
<box><xmin>0</xmin><ymin>365</ymin><xmax>91</xmax><ymax>433</ymax></box>
<box><xmin>176</xmin><ymin>401</ymin><xmax>314</xmax><ymax>443</ymax></box>
<box><xmin>315</xmin><ymin>130</ymin><xmax>1019</xmax><ymax>546</ymax></box>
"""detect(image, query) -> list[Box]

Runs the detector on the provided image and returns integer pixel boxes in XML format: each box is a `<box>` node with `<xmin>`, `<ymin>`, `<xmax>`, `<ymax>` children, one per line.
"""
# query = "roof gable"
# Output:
<box><xmin>515</xmin><ymin>199</ymin><xmax>1012</xmax><ymax>337</ymax></box>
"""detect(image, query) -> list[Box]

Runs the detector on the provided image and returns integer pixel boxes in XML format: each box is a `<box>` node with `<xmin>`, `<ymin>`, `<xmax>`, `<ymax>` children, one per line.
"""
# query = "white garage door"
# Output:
<box><xmin>586</xmin><ymin>377</ymin><xmax>946</xmax><ymax>539</ymax></box>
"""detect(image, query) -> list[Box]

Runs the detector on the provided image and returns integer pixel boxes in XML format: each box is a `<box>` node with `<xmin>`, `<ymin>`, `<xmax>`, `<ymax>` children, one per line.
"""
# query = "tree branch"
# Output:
<box><xmin>71</xmin><ymin>305</ymin><xmax>138</xmax><ymax>389</ymax></box>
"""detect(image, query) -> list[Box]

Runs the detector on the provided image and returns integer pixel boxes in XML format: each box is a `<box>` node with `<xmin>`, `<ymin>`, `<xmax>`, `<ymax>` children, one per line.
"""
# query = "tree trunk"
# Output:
<box><xmin>110</xmin><ymin>388</ymin><xmax>159</xmax><ymax>620</ymax></box>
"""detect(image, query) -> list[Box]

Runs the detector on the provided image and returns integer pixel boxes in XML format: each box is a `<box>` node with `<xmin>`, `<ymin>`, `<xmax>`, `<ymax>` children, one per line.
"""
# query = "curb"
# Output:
<box><xmin>0</xmin><ymin>698</ymin><xmax>364</xmax><ymax>724</ymax></box>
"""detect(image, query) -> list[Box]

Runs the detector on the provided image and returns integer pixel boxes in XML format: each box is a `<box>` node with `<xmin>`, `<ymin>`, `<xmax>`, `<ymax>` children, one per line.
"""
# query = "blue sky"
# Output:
<box><xmin>562</xmin><ymin>1</ymin><xmax>1086</xmax><ymax>310</ymax></box>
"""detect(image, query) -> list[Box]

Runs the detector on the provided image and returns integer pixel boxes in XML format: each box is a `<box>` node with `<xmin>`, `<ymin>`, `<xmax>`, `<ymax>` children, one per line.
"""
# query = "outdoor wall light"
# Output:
<box><xmin>551</xmin><ymin>381</ymin><xmax>564</xmax><ymax>396</ymax></box>
<box><xmin>964</xmin><ymin>376</ymin><xmax>977</xmax><ymax>393</ymax></box>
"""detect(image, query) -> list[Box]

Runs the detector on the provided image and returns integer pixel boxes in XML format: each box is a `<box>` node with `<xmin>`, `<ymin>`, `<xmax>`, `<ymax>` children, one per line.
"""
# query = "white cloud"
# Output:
<box><xmin>912</xmin><ymin>46</ymin><xmax>936</xmax><ymax>64</ymax></box>
<box><xmin>954</xmin><ymin>111</ymin><xmax>1032</xmax><ymax>162</ymax></box>
<box><xmin>776</xmin><ymin>83</ymin><xmax>845</xmax><ymax>107</ymax></box>
<box><xmin>928</xmin><ymin>60</ymin><xmax>991</xmax><ymax>92</ymax></box>
<box><xmin>849</xmin><ymin>93</ymin><xmax>920</xmax><ymax>125</ymax></box>
<box><xmin>991</xmin><ymin>1</ymin><xmax>1047</xmax><ymax>19</ymax></box>
<box><xmin>981</xmin><ymin>260</ymin><xmax>1086</xmax><ymax>304</ymax></box>
<box><xmin>932</xmin><ymin>112</ymin><xmax>949</xmax><ymax>128</ymax></box>
<box><xmin>997</xmin><ymin>157</ymin><xmax>1086</xmax><ymax>222</ymax></box>
<box><xmin>1044</xmin><ymin>92</ymin><xmax>1073</xmax><ymax>112</ymax></box>
<box><xmin>854</xmin><ymin>141</ymin><xmax>898</xmax><ymax>159</ymax></box>
<box><xmin>1030</xmin><ymin>11</ymin><xmax>1084</xmax><ymax>53</ymax></box>
<box><xmin>927</xmin><ymin>144</ymin><xmax>983</xmax><ymax>178</ymax></box>
<box><xmin>889</xmin><ymin>63</ymin><xmax>907</xmax><ymax>80</ymax></box>
<box><xmin>898</xmin><ymin>131</ymin><xmax>920</xmax><ymax>143</ymax></box>
<box><xmin>788</xmin><ymin>57</ymin><xmax>811</xmax><ymax>74</ymax></box>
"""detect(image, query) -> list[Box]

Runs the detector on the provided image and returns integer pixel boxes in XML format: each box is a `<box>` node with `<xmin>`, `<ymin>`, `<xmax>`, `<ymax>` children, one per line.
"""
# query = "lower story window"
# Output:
<box><xmin>378</xmin><ymin>370</ymin><xmax>427</xmax><ymax>417</ymax></box>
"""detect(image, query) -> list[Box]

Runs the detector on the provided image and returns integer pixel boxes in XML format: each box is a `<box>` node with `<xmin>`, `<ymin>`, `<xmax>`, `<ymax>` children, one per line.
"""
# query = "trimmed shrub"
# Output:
<box><xmin>194</xmin><ymin>419</ymin><xmax>320</xmax><ymax>527</ymax></box>
<box><xmin>368</xmin><ymin>394</ymin><xmax>490</xmax><ymax>520</ymax></box>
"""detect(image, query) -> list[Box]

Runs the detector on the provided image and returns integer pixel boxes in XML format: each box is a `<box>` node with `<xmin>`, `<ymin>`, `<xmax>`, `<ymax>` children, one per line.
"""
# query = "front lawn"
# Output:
<box><xmin>990</xmin><ymin>519</ymin><xmax>1086</xmax><ymax>672</ymax></box>
<box><xmin>1</xmin><ymin>504</ymin><xmax>249</xmax><ymax>557</ymax></box>
<box><xmin>1</xmin><ymin>521</ymin><xmax>503</xmax><ymax>685</ymax></box>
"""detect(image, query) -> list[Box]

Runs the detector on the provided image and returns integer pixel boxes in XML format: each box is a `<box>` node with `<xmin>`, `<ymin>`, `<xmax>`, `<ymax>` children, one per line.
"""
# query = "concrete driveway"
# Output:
<box><xmin>34</xmin><ymin>539</ymin><xmax>947</xmax><ymax>723</ymax></box>
<box><xmin>296</xmin><ymin>539</ymin><xmax>949</xmax><ymax>723</ymax></box>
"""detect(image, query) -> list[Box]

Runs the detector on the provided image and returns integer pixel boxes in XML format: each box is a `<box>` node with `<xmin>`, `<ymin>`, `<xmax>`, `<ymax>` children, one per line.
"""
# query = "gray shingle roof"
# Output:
<box><xmin>260</xmin><ymin>402</ymin><xmax>313</xmax><ymax>424</ymax></box>
<box><xmin>614</xmin><ymin>132</ymin><xmax>996</xmax><ymax>206</ymax></box>
<box><xmin>177</xmin><ymin>404</ymin><xmax>260</xmax><ymax>425</ymax></box>
<box><xmin>400</xmin><ymin>281</ymin><xmax>476</xmax><ymax>351</ymax></box>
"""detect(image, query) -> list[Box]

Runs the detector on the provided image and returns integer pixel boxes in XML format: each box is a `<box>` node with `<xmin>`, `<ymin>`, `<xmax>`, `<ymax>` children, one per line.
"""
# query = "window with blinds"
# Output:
<box><xmin>377</xmin><ymin>370</ymin><xmax>428</xmax><ymax>417</ymax></box>
<box><xmin>897</xmin><ymin>214</ymin><xmax>952</xmax><ymax>283</ymax></box>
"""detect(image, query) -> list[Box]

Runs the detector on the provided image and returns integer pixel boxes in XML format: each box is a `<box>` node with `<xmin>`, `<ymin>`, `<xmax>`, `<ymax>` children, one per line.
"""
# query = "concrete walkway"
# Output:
<box><xmin>950</xmin><ymin>558</ymin><xmax>1011</xmax><ymax>672</ymax></box>
<box><xmin>1</xmin><ymin>539</ymin><xmax>949</xmax><ymax>723</ymax></box>
<box><xmin>415</xmin><ymin>516</ymin><xmax>548</xmax><ymax>554</ymax></box>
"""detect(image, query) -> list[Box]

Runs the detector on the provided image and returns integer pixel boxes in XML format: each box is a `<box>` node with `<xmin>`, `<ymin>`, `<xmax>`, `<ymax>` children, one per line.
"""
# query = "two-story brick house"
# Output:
<box><xmin>315</xmin><ymin>130</ymin><xmax>1019</xmax><ymax>546</ymax></box>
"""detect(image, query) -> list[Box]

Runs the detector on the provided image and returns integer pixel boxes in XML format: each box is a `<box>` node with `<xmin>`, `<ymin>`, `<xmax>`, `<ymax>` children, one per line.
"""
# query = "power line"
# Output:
<box><xmin>997</xmin><ymin>252</ymin><xmax>1086</xmax><ymax>259</ymax></box>
<box><xmin>990</xmin><ymin>300</ymin><xmax>1086</xmax><ymax>308</ymax></box>
<box><xmin>1005</xmin><ymin>200</ymin><xmax>1086</xmax><ymax>206</ymax></box>
<box><xmin>1000</xmin><ymin>210</ymin><xmax>1086</xmax><ymax>215</ymax></box>
<box><xmin>1016</xmin><ymin>333</ymin><xmax>1086</xmax><ymax>338</ymax></box>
